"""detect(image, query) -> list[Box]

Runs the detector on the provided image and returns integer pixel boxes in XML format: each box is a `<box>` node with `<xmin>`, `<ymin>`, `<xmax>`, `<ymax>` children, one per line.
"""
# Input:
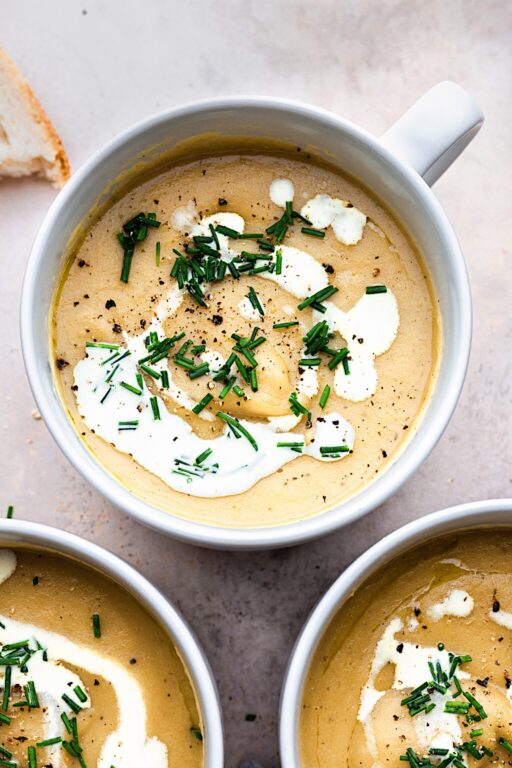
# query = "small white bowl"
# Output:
<box><xmin>279</xmin><ymin>498</ymin><xmax>512</xmax><ymax>767</ymax></box>
<box><xmin>0</xmin><ymin>518</ymin><xmax>224</xmax><ymax>767</ymax></box>
<box><xmin>21</xmin><ymin>83</ymin><xmax>483</xmax><ymax>549</ymax></box>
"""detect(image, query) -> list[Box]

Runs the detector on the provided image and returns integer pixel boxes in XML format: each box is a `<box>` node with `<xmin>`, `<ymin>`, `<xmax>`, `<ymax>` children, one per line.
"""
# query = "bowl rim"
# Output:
<box><xmin>279</xmin><ymin>497</ymin><xmax>512</xmax><ymax>767</ymax></box>
<box><xmin>0</xmin><ymin>518</ymin><xmax>224</xmax><ymax>767</ymax></box>
<box><xmin>20</xmin><ymin>94</ymin><xmax>472</xmax><ymax>549</ymax></box>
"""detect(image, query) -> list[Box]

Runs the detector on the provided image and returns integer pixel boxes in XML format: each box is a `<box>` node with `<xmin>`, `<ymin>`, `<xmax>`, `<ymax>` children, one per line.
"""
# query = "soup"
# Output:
<box><xmin>301</xmin><ymin>529</ymin><xmax>512</xmax><ymax>767</ymax></box>
<box><xmin>0</xmin><ymin>547</ymin><xmax>203</xmax><ymax>766</ymax></box>
<box><xmin>52</xmin><ymin>144</ymin><xmax>439</xmax><ymax>528</ymax></box>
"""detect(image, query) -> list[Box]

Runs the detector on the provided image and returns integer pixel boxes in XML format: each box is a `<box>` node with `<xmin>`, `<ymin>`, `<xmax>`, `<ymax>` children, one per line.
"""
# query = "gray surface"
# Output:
<box><xmin>1</xmin><ymin>2</ymin><xmax>511</xmax><ymax>766</ymax></box>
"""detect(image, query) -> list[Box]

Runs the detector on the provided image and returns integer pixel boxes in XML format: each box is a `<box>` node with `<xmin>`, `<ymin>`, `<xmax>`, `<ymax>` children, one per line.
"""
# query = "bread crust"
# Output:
<box><xmin>0</xmin><ymin>48</ymin><xmax>70</xmax><ymax>185</ymax></box>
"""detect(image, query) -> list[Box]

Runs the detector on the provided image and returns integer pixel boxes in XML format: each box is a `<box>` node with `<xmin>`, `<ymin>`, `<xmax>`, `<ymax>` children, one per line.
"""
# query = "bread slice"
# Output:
<box><xmin>0</xmin><ymin>48</ymin><xmax>70</xmax><ymax>186</ymax></box>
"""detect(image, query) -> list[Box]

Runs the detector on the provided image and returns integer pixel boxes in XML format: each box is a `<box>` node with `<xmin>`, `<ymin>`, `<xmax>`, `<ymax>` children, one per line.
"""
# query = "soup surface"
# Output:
<box><xmin>52</xmin><ymin>145</ymin><xmax>439</xmax><ymax>528</ymax></box>
<box><xmin>301</xmin><ymin>529</ymin><xmax>512</xmax><ymax>767</ymax></box>
<box><xmin>0</xmin><ymin>547</ymin><xmax>202</xmax><ymax>767</ymax></box>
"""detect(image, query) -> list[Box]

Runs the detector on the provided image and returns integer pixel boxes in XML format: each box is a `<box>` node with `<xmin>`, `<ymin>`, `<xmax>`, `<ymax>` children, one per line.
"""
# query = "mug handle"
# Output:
<box><xmin>380</xmin><ymin>81</ymin><xmax>484</xmax><ymax>186</ymax></box>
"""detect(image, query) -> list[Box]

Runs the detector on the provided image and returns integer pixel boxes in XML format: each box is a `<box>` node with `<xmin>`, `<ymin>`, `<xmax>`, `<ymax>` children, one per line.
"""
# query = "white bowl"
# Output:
<box><xmin>21</xmin><ymin>83</ymin><xmax>483</xmax><ymax>549</ymax></box>
<box><xmin>279</xmin><ymin>498</ymin><xmax>512</xmax><ymax>767</ymax></box>
<box><xmin>0</xmin><ymin>518</ymin><xmax>224</xmax><ymax>767</ymax></box>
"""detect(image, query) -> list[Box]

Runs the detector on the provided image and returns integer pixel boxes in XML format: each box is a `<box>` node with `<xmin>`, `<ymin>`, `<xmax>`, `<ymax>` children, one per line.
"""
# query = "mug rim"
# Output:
<box><xmin>279</xmin><ymin>497</ymin><xmax>512</xmax><ymax>767</ymax></box>
<box><xmin>0</xmin><ymin>517</ymin><xmax>224</xmax><ymax>767</ymax></box>
<box><xmin>20</xmin><ymin>94</ymin><xmax>472</xmax><ymax>549</ymax></box>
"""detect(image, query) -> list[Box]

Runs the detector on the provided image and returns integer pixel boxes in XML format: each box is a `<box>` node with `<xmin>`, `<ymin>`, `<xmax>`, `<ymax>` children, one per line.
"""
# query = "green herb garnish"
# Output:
<box><xmin>117</xmin><ymin>212</ymin><xmax>161</xmax><ymax>283</ymax></box>
<box><xmin>301</xmin><ymin>227</ymin><xmax>326</xmax><ymax>238</ymax></box>
<box><xmin>92</xmin><ymin>614</ymin><xmax>101</xmax><ymax>639</ymax></box>
<box><xmin>217</xmin><ymin>412</ymin><xmax>258</xmax><ymax>451</ymax></box>
<box><xmin>192</xmin><ymin>394</ymin><xmax>214</xmax><ymax>415</ymax></box>
<box><xmin>319</xmin><ymin>385</ymin><xmax>331</xmax><ymax>409</ymax></box>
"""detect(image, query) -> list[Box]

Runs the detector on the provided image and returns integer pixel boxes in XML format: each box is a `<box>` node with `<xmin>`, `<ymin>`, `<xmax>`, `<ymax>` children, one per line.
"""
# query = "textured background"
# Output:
<box><xmin>1</xmin><ymin>1</ymin><xmax>511</xmax><ymax>766</ymax></box>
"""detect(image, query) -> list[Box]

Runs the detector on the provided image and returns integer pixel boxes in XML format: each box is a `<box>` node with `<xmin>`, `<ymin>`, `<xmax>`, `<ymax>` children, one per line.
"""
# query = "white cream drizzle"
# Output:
<box><xmin>489</xmin><ymin>607</ymin><xmax>512</xmax><ymax>630</ymax></box>
<box><xmin>0</xmin><ymin>549</ymin><xmax>16</xmax><ymax>585</ymax></box>
<box><xmin>75</xmin><ymin>347</ymin><xmax>354</xmax><ymax>497</ymax></box>
<box><xmin>269</xmin><ymin>178</ymin><xmax>294</xmax><ymax>208</ymax></box>
<box><xmin>315</xmin><ymin>291</ymin><xmax>399</xmax><ymax>402</ymax></box>
<box><xmin>72</xmin><ymin>188</ymin><xmax>401</xmax><ymax>496</ymax></box>
<box><xmin>300</xmin><ymin>193</ymin><xmax>367</xmax><ymax>245</ymax></box>
<box><xmin>427</xmin><ymin>590</ymin><xmax>474</xmax><ymax>621</ymax></box>
<box><xmin>0</xmin><ymin>560</ymin><xmax>167</xmax><ymax>768</ymax></box>
<box><xmin>359</xmin><ymin>617</ymin><xmax>470</xmax><ymax>762</ymax></box>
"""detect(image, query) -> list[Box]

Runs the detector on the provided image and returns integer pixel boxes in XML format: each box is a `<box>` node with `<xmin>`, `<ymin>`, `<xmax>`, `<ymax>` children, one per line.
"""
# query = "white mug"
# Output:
<box><xmin>279</xmin><ymin>498</ymin><xmax>512</xmax><ymax>767</ymax></box>
<box><xmin>21</xmin><ymin>82</ymin><xmax>483</xmax><ymax>549</ymax></box>
<box><xmin>0</xmin><ymin>518</ymin><xmax>224</xmax><ymax>766</ymax></box>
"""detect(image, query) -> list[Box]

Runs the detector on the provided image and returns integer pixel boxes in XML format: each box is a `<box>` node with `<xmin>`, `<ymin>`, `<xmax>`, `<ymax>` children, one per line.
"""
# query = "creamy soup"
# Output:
<box><xmin>0</xmin><ymin>547</ymin><xmax>202</xmax><ymax>767</ymax></box>
<box><xmin>301</xmin><ymin>529</ymin><xmax>512</xmax><ymax>767</ymax></box>
<box><xmin>52</xmin><ymin>144</ymin><xmax>439</xmax><ymax>528</ymax></box>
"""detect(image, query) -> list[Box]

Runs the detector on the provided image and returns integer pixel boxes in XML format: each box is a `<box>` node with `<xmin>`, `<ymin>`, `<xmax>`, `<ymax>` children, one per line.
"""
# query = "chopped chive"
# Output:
<box><xmin>297</xmin><ymin>285</ymin><xmax>338</xmax><ymax>311</ymax></box>
<box><xmin>105</xmin><ymin>364</ymin><xmax>120</xmax><ymax>383</ymax></box>
<box><xmin>158</xmin><ymin>370</ymin><xmax>169</xmax><ymax>389</ymax></box>
<box><xmin>192</xmin><ymin>393</ymin><xmax>214</xmax><ymax>415</ymax></box>
<box><xmin>470</xmin><ymin>728</ymin><xmax>484</xmax><ymax>738</ymax></box>
<box><xmin>320</xmin><ymin>445</ymin><xmax>350</xmax><ymax>454</ymax></box>
<box><xmin>500</xmin><ymin>738</ymin><xmax>512</xmax><ymax>755</ymax></box>
<box><xmin>246</xmin><ymin>286</ymin><xmax>264</xmax><ymax>316</ymax></box>
<box><xmin>227</xmin><ymin>261</ymin><xmax>240</xmax><ymax>279</ymax></box>
<box><xmin>61</xmin><ymin>711</ymin><xmax>73</xmax><ymax>733</ymax></box>
<box><xmin>1</xmin><ymin>666</ymin><xmax>11</xmax><ymax>711</ymax></box>
<box><xmin>92</xmin><ymin>614</ymin><xmax>101</xmax><ymax>639</ymax></box>
<box><xmin>275</xmin><ymin>249</ymin><xmax>283</xmax><ymax>275</ymax></box>
<box><xmin>120</xmin><ymin>248</ymin><xmax>134</xmax><ymax>283</ymax></box>
<box><xmin>27</xmin><ymin>746</ymin><xmax>36</xmax><ymax>768</ymax></box>
<box><xmin>73</xmin><ymin>685</ymin><xmax>87</xmax><ymax>703</ymax></box>
<box><xmin>299</xmin><ymin>358</ymin><xmax>321</xmax><ymax>367</ymax></box>
<box><xmin>273</xmin><ymin>321</ymin><xmax>299</xmax><ymax>329</ymax></box>
<box><xmin>0</xmin><ymin>712</ymin><xmax>11</xmax><ymax>725</ymax></box>
<box><xmin>119</xmin><ymin>381</ymin><xmax>143</xmax><ymax>396</ymax></box>
<box><xmin>277</xmin><ymin>441</ymin><xmax>304</xmax><ymax>451</ymax></box>
<box><xmin>319</xmin><ymin>385</ymin><xmax>331</xmax><ymax>409</ymax></box>
<box><xmin>462</xmin><ymin>690</ymin><xmax>487</xmax><ymax>718</ymax></box>
<box><xmin>257</xmin><ymin>239</ymin><xmax>275</xmax><ymax>251</ymax></box>
<box><xmin>188</xmin><ymin>363</ymin><xmax>210</xmax><ymax>380</ymax></box>
<box><xmin>250</xmin><ymin>368</ymin><xmax>258</xmax><ymax>392</ymax></box>
<box><xmin>155</xmin><ymin>241</ymin><xmax>161</xmax><ymax>266</ymax></box>
<box><xmin>209</xmin><ymin>223</ymin><xmax>220</xmax><ymax>250</ymax></box>
<box><xmin>85</xmin><ymin>341</ymin><xmax>120</xmax><ymax>350</ymax></box>
<box><xmin>301</xmin><ymin>227</ymin><xmax>325</xmax><ymax>238</ymax></box>
<box><xmin>238</xmin><ymin>232</ymin><xmax>263</xmax><ymax>239</ymax></box>
<box><xmin>118</xmin><ymin>426</ymin><xmax>138</xmax><ymax>432</ymax></box>
<box><xmin>217</xmin><ymin>412</ymin><xmax>258</xmax><ymax>451</ymax></box>
<box><xmin>61</xmin><ymin>693</ymin><xmax>81</xmax><ymax>714</ymax></box>
<box><xmin>150</xmin><ymin>396</ymin><xmax>161</xmax><ymax>420</ymax></box>
<box><xmin>100</xmin><ymin>387</ymin><xmax>113</xmax><ymax>404</ymax></box>
<box><xmin>139</xmin><ymin>363</ymin><xmax>161</xmax><ymax>380</ymax></box>
<box><xmin>24</xmin><ymin>681</ymin><xmax>39</xmax><ymax>708</ymax></box>
<box><xmin>327</xmin><ymin>347</ymin><xmax>350</xmax><ymax>371</ymax></box>
<box><xmin>5</xmin><ymin>506</ymin><xmax>13</xmax><ymax>519</ymax></box>
<box><xmin>232</xmin><ymin>385</ymin><xmax>245</xmax><ymax>398</ymax></box>
<box><xmin>36</xmin><ymin>737</ymin><xmax>63</xmax><ymax>747</ymax></box>
<box><xmin>219</xmin><ymin>378</ymin><xmax>235</xmax><ymax>399</ymax></box>
<box><xmin>215</xmin><ymin>224</ymin><xmax>239</xmax><ymax>238</ymax></box>
<box><xmin>195</xmin><ymin>448</ymin><xmax>213</xmax><ymax>465</ymax></box>
<box><xmin>366</xmin><ymin>285</ymin><xmax>387</xmax><ymax>294</ymax></box>
<box><xmin>100</xmin><ymin>348</ymin><xmax>131</xmax><ymax>367</ymax></box>
<box><xmin>174</xmin><ymin>355</ymin><xmax>196</xmax><ymax>371</ymax></box>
